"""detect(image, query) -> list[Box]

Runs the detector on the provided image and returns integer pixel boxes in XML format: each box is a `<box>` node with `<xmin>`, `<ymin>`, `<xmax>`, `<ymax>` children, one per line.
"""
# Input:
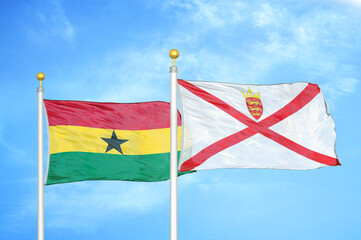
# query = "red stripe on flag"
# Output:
<box><xmin>261</xmin><ymin>83</ymin><xmax>321</xmax><ymax>128</ymax></box>
<box><xmin>180</xmin><ymin>128</ymin><xmax>257</xmax><ymax>172</ymax></box>
<box><xmin>177</xmin><ymin>79</ymin><xmax>257</xmax><ymax>128</ymax></box>
<box><xmin>178</xmin><ymin>80</ymin><xmax>339</xmax><ymax>172</ymax></box>
<box><xmin>259</xmin><ymin>128</ymin><xmax>341</xmax><ymax>166</ymax></box>
<box><xmin>44</xmin><ymin>100</ymin><xmax>181</xmax><ymax>130</ymax></box>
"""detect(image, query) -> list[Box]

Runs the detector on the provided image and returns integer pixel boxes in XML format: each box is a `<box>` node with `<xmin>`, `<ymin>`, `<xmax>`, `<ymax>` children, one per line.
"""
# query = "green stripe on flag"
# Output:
<box><xmin>46</xmin><ymin>151</ymin><xmax>192</xmax><ymax>185</ymax></box>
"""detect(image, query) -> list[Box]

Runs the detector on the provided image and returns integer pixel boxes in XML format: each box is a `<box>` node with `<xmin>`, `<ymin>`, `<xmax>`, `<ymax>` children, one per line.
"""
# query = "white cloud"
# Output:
<box><xmin>165</xmin><ymin>0</ymin><xmax>246</xmax><ymax>28</ymax></box>
<box><xmin>44</xmin><ymin>45</ymin><xmax>176</xmax><ymax>103</ymax></box>
<box><xmin>321</xmin><ymin>77</ymin><xmax>359</xmax><ymax>109</ymax></box>
<box><xmin>92</xmin><ymin>48</ymin><xmax>172</xmax><ymax>103</ymax></box>
<box><xmin>338</xmin><ymin>78</ymin><xmax>359</xmax><ymax>93</ymax></box>
<box><xmin>61</xmin><ymin>1</ymin><xmax>359</xmax><ymax>107</ymax></box>
<box><xmin>253</xmin><ymin>2</ymin><xmax>284</xmax><ymax>28</ymax></box>
<box><xmin>0</xmin><ymin>126</ymin><xmax>26</xmax><ymax>161</ymax></box>
<box><xmin>44</xmin><ymin>181</ymin><xmax>168</xmax><ymax>229</ymax></box>
<box><xmin>29</xmin><ymin>0</ymin><xmax>75</xmax><ymax>43</ymax></box>
<box><xmin>7</xmin><ymin>181</ymin><xmax>169</xmax><ymax>231</ymax></box>
<box><xmin>332</xmin><ymin>0</ymin><xmax>361</xmax><ymax>7</ymax></box>
<box><xmin>247</xmin><ymin>3</ymin><xmax>361</xmax><ymax>105</ymax></box>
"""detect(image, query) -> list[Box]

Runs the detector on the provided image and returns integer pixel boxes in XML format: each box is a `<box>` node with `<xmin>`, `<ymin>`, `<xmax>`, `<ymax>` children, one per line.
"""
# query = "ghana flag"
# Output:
<box><xmin>44</xmin><ymin>99</ymin><xmax>183</xmax><ymax>185</ymax></box>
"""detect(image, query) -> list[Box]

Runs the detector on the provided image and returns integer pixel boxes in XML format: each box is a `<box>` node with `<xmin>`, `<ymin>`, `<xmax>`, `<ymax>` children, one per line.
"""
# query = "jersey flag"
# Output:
<box><xmin>177</xmin><ymin>79</ymin><xmax>340</xmax><ymax>172</ymax></box>
<box><xmin>44</xmin><ymin>100</ymin><xmax>183</xmax><ymax>185</ymax></box>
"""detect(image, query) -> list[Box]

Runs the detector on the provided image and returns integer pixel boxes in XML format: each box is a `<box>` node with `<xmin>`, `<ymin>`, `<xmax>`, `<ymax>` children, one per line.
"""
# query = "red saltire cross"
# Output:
<box><xmin>178</xmin><ymin>79</ymin><xmax>340</xmax><ymax>172</ymax></box>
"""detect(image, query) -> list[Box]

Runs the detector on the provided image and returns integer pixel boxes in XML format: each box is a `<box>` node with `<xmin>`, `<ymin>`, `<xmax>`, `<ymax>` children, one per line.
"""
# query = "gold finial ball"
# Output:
<box><xmin>169</xmin><ymin>49</ymin><xmax>179</xmax><ymax>60</ymax></box>
<box><xmin>36</xmin><ymin>72</ymin><xmax>45</xmax><ymax>81</ymax></box>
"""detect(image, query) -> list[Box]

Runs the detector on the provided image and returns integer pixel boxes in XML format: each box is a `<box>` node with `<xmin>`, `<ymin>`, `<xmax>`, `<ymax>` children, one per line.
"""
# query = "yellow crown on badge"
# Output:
<box><xmin>241</xmin><ymin>87</ymin><xmax>260</xmax><ymax>99</ymax></box>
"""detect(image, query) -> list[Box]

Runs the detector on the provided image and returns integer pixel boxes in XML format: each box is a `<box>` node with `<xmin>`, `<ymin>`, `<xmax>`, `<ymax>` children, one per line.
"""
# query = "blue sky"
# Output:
<box><xmin>1</xmin><ymin>0</ymin><xmax>361</xmax><ymax>239</ymax></box>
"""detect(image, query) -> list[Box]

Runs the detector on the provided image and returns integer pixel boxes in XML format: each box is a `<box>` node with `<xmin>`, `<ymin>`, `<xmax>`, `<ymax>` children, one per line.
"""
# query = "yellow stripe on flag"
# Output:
<box><xmin>49</xmin><ymin>125</ymin><xmax>182</xmax><ymax>155</ymax></box>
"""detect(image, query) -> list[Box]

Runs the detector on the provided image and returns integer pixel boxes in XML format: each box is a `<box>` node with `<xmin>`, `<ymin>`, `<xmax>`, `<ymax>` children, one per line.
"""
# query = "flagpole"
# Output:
<box><xmin>37</xmin><ymin>72</ymin><xmax>45</xmax><ymax>240</ymax></box>
<box><xmin>169</xmin><ymin>49</ymin><xmax>179</xmax><ymax>240</ymax></box>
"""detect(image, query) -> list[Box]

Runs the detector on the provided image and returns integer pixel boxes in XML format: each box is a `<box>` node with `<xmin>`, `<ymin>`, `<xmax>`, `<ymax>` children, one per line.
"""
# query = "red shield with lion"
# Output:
<box><xmin>242</xmin><ymin>88</ymin><xmax>263</xmax><ymax>120</ymax></box>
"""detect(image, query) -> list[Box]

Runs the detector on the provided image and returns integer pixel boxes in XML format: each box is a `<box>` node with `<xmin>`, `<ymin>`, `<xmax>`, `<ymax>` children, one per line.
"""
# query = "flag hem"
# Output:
<box><xmin>44</xmin><ymin>100</ymin><xmax>51</xmax><ymax>186</ymax></box>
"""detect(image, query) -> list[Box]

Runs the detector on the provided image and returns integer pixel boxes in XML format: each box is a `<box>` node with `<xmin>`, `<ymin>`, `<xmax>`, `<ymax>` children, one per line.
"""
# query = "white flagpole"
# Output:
<box><xmin>37</xmin><ymin>72</ymin><xmax>45</xmax><ymax>240</ymax></box>
<box><xmin>169</xmin><ymin>49</ymin><xmax>179</xmax><ymax>240</ymax></box>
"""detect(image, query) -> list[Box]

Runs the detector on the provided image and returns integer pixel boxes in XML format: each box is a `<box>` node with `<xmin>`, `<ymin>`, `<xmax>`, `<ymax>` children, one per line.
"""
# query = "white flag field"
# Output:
<box><xmin>177</xmin><ymin>79</ymin><xmax>340</xmax><ymax>172</ymax></box>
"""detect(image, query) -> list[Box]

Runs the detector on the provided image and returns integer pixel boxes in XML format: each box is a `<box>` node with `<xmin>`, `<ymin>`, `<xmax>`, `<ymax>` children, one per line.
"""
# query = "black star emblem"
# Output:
<box><xmin>101</xmin><ymin>130</ymin><xmax>128</xmax><ymax>154</ymax></box>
